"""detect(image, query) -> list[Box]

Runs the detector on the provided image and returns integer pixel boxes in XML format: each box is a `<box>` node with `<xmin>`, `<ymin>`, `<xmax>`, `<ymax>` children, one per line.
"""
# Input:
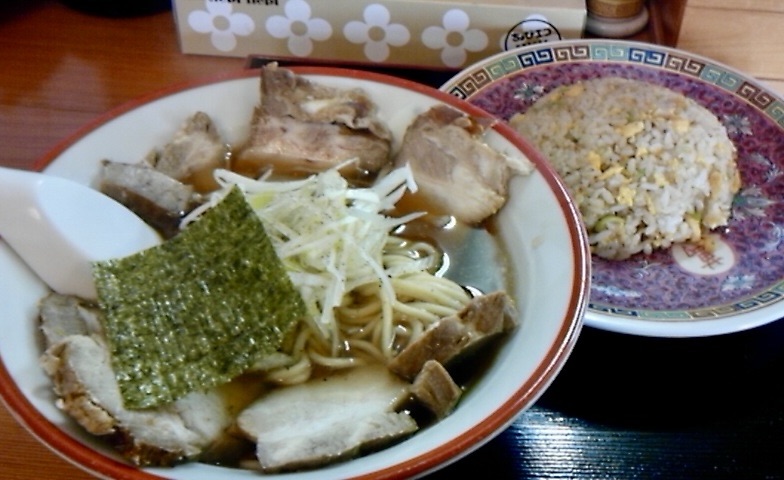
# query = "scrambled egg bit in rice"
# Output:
<box><xmin>510</xmin><ymin>77</ymin><xmax>741</xmax><ymax>260</ymax></box>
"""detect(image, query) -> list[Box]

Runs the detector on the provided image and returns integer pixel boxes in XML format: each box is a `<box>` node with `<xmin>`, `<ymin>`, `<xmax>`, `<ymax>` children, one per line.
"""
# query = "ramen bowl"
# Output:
<box><xmin>0</xmin><ymin>67</ymin><xmax>589</xmax><ymax>479</ymax></box>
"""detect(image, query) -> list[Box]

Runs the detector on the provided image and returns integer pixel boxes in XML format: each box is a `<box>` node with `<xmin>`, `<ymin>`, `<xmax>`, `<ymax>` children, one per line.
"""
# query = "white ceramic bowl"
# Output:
<box><xmin>0</xmin><ymin>67</ymin><xmax>589</xmax><ymax>479</ymax></box>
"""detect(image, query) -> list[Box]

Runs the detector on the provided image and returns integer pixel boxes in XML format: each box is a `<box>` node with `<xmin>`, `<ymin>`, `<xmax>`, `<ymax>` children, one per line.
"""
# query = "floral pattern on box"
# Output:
<box><xmin>173</xmin><ymin>0</ymin><xmax>585</xmax><ymax>68</ymax></box>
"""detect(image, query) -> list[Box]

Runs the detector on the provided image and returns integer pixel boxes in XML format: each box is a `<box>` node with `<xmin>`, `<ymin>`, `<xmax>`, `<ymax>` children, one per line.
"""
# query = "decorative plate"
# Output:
<box><xmin>442</xmin><ymin>39</ymin><xmax>784</xmax><ymax>337</ymax></box>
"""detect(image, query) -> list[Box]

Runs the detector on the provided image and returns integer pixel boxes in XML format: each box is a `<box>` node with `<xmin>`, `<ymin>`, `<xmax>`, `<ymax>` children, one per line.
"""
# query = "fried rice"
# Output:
<box><xmin>510</xmin><ymin>77</ymin><xmax>741</xmax><ymax>259</ymax></box>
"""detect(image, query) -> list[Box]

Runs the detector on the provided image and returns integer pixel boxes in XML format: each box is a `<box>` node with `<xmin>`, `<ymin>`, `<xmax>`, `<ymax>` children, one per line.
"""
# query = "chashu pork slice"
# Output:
<box><xmin>97</xmin><ymin>111</ymin><xmax>228</xmax><ymax>237</ymax></box>
<box><xmin>410</xmin><ymin>359</ymin><xmax>462</xmax><ymax>419</ymax></box>
<box><xmin>237</xmin><ymin>364</ymin><xmax>417</xmax><ymax>473</ymax></box>
<box><xmin>144</xmin><ymin>111</ymin><xmax>230</xmax><ymax>193</ymax></box>
<box><xmin>98</xmin><ymin>160</ymin><xmax>201</xmax><ymax>239</ymax></box>
<box><xmin>38</xmin><ymin>294</ymin><xmax>236</xmax><ymax>467</ymax></box>
<box><xmin>394</xmin><ymin>105</ymin><xmax>533</xmax><ymax>224</ymax></box>
<box><xmin>389</xmin><ymin>291</ymin><xmax>517</xmax><ymax>381</ymax></box>
<box><xmin>39</xmin><ymin>293</ymin><xmax>103</xmax><ymax>346</ymax></box>
<box><xmin>234</xmin><ymin>63</ymin><xmax>393</xmax><ymax>183</ymax></box>
<box><xmin>41</xmin><ymin>335</ymin><xmax>234</xmax><ymax>466</ymax></box>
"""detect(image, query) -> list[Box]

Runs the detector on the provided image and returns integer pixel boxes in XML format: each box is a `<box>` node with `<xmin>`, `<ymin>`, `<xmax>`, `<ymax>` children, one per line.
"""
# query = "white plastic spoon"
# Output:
<box><xmin>0</xmin><ymin>166</ymin><xmax>161</xmax><ymax>300</ymax></box>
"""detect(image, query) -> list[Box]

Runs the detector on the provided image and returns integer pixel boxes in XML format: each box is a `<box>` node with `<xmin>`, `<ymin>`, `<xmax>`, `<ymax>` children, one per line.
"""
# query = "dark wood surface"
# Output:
<box><xmin>1</xmin><ymin>1</ymin><xmax>783</xmax><ymax>479</ymax></box>
<box><xmin>431</xmin><ymin>322</ymin><xmax>784</xmax><ymax>479</ymax></box>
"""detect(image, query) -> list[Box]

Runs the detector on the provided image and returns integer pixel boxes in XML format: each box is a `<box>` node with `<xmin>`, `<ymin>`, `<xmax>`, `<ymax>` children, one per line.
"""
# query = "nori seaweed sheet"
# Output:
<box><xmin>93</xmin><ymin>187</ymin><xmax>305</xmax><ymax>409</ymax></box>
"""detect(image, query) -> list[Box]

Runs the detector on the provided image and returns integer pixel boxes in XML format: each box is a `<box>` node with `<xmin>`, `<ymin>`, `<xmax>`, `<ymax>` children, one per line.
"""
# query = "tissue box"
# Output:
<box><xmin>173</xmin><ymin>0</ymin><xmax>586</xmax><ymax>70</ymax></box>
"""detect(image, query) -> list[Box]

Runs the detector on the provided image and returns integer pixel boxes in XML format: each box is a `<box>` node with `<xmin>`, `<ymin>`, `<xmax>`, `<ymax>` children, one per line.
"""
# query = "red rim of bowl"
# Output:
<box><xmin>0</xmin><ymin>66</ymin><xmax>590</xmax><ymax>480</ymax></box>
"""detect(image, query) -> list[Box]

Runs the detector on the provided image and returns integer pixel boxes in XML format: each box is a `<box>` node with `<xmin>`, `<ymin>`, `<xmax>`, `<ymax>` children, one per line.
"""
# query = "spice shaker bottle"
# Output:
<box><xmin>585</xmin><ymin>0</ymin><xmax>650</xmax><ymax>37</ymax></box>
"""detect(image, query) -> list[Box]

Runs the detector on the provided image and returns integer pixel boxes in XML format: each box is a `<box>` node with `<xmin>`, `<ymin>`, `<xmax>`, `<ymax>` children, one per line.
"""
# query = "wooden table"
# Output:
<box><xmin>1</xmin><ymin>1</ymin><xmax>783</xmax><ymax>479</ymax></box>
<box><xmin>678</xmin><ymin>0</ymin><xmax>784</xmax><ymax>95</ymax></box>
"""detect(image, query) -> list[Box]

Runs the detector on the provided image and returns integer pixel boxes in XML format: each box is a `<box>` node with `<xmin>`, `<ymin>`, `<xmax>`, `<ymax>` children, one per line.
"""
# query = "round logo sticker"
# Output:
<box><xmin>671</xmin><ymin>234</ymin><xmax>737</xmax><ymax>276</ymax></box>
<box><xmin>503</xmin><ymin>15</ymin><xmax>562</xmax><ymax>50</ymax></box>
